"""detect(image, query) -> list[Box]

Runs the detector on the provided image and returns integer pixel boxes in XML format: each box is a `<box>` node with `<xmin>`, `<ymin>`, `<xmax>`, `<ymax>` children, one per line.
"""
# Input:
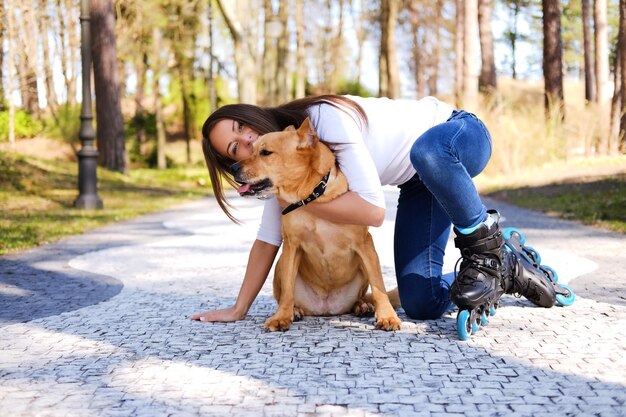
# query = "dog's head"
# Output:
<box><xmin>230</xmin><ymin>117</ymin><xmax>321</xmax><ymax>199</ymax></box>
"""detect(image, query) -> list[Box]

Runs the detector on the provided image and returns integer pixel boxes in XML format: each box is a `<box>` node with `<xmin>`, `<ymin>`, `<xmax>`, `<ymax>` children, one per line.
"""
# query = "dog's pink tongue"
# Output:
<box><xmin>237</xmin><ymin>183</ymin><xmax>252</xmax><ymax>195</ymax></box>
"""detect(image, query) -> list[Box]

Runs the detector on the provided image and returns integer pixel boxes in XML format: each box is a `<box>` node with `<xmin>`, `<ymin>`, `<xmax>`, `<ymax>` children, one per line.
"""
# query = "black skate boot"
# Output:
<box><xmin>451</xmin><ymin>211</ymin><xmax>506</xmax><ymax>340</ymax></box>
<box><xmin>502</xmin><ymin>228</ymin><xmax>575</xmax><ymax>307</ymax></box>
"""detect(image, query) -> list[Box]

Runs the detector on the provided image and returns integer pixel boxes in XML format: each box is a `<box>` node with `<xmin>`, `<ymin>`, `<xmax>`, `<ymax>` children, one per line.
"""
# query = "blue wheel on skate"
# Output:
<box><xmin>542</xmin><ymin>265</ymin><xmax>559</xmax><ymax>282</ymax></box>
<box><xmin>524</xmin><ymin>245</ymin><xmax>541</xmax><ymax>264</ymax></box>
<box><xmin>555</xmin><ymin>284</ymin><xmax>576</xmax><ymax>306</ymax></box>
<box><xmin>503</xmin><ymin>227</ymin><xmax>526</xmax><ymax>244</ymax></box>
<box><xmin>480</xmin><ymin>311</ymin><xmax>489</xmax><ymax>325</ymax></box>
<box><xmin>489</xmin><ymin>304</ymin><xmax>497</xmax><ymax>316</ymax></box>
<box><xmin>457</xmin><ymin>310</ymin><xmax>472</xmax><ymax>341</ymax></box>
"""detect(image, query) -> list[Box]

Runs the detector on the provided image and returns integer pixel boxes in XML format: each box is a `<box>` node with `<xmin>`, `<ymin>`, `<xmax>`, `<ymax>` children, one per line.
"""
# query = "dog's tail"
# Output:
<box><xmin>363</xmin><ymin>287</ymin><xmax>401</xmax><ymax>309</ymax></box>
<box><xmin>386</xmin><ymin>287</ymin><xmax>400</xmax><ymax>308</ymax></box>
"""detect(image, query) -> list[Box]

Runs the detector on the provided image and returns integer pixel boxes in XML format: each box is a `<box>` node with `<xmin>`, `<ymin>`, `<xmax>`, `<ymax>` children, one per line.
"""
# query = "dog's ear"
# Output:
<box><xmin>296</xmin><ymin>117</ymin><xmax>318</xmax><ymax>149</ymax></box>
<box><xmin>284</xmin><ymin>125</ymin><xmax>296</xmax><ymax>131</ymax></box>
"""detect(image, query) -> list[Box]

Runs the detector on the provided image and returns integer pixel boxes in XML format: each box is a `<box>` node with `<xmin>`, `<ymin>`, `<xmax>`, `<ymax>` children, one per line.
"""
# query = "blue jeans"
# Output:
<box><xmin>394</xmin><ymin>110</ymin><xmax>492</xmax><ymax>319</ymax></box>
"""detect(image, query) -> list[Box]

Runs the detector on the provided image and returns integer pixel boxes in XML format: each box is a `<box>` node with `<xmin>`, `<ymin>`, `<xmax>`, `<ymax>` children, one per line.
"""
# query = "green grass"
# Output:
<box><xmin>484</xmin><ymin>173</ymin><xmax>626</xmax><ymax>234</ymax></box>
<box><xmin>0</xmin><ymin>150</ymin><xmax>210</xmax><ymax>255</ymax></box>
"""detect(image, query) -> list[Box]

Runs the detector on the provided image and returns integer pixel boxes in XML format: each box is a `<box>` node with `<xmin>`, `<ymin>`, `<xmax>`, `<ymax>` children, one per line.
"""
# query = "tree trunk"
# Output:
<box><xmin>428</xmin><ymin>0</ymin><xmax>443</xmax><ymax>95</ymax></box>
<box><xmin>208</xmin><ymin>0</ymin><xmax>217</xmax><ymax>111</ymax></box>
<box><xmin>505</xmin><ymin>2</ymin><xmax>522</xmax><ymax>80</ymax></box>
<box><xmin>583</xmin><ymin>0</ymin><xmax>596</xmax><ymax>103</ymax></box>
<box><xmin>91</xmin><ymin>0</ymin><xmax>127</xmax><ymax>173</ymax></box>
<box><xmin>152</xmin><ymin>27</ymin><xmax>167</xmax><ymax>170</ymax></box>
<box><xmin>619</xmin><ymin>0</ymin><xmax>626</xmax><ymax>153</ymax></box>
<box><xmin>351</xmin><ymin>0</ymin><xmax>367</xmax><ymax>86</ymax></box>
<box><xmin>16</xmin><ymin>3</ymin><xmax>39</xmax><ymax>115</ymax></box>
<box><xmin>39</xmin><ymin>0</ymin><xmax>59</xmax><ymax>115</ymax></box>
<box><xmin>542</xmin><ymin>0</ymin><xmax>565</xmax><ymax>119</ymax></box>
<box><xmin>261</xmin><ymin>0</ymin><xmax>277</xmax><ymax>105</ymax></box>
<box><xmin>410</xmin><ymin>0</ymin><xmax>425</xmax><ymax>98</ymax></box>
<box><xmin>65</xmin><ymin>0</ymin><xmax>79</xmax><ymax>106</ymax></box>
<box><xmin>478</xmin><ymin>0</ymin><xmax>496</xmax><ymax>94</ymax></box>
<box><xmin>216</xmin><ymin>0</ymin><xmax>257</xmax><ymax>104</ymax></box>
<box><xmin>275</xmin><ymin>0</ymin><xmax>290</xmax><ymax>104</ymax></box>
<box><xmin>0</xmin><ymin>11</ymin><xmax>4</xmax><ymax>109</ymax></box>
<box><xmin>463</xmin><ymin>0</ymin><xmax>479</xmax><ymax>110</ymax></box>
<box><xmin>6</xmin><ymin>0</ymin><xmax>16</xmax><ymax>145</ymax></box>
<box><xmin>294</xmin><ymin>0</ymin><xmax>306</xmax><ymax>98</ymax></box>
<box><xmin>135</xmin><ymin>52</ymin><xmax>148</xmax><ymax>156</ymax></box>
<box><xmin>595</xmin><ymin>0</ymin><xmax>610</xmax><ymax>104</ymax></box>
<box><xmin>379</xmin><ymin>0</ymin><xmax>400</xmax><ymax>98</ymax></box>
<box><xmin>455</xmin><ymin>0</ymin><xmax>465</xmax><ymax>108</ymax></box>
<box><xmin>609</xmin><ymin>46</ymin><xmax>621</xmax><ymax>154</ymax></box>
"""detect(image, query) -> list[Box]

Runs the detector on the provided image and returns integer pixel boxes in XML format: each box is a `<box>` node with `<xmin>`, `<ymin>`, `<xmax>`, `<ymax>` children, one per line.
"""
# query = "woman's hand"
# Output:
<box><xmin>190</xmin><ymin>306</ymin><xmax>246</xmax><ymax>323</ymax></box>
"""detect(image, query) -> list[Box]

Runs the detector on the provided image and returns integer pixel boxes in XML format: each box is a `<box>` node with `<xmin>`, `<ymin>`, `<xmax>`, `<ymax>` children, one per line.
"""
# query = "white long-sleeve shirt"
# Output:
<box><xmin>256</xmin><ymin>95</ymin><xmax>454</xmax><ymax>247</ymax></box>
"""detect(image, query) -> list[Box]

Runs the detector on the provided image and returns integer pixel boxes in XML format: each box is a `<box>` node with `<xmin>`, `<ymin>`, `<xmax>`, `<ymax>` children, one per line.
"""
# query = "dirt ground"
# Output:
<box><xmin>0</xmin><ymin>137</ymin><xmax>77</xmax><ymax>161</ymax></box>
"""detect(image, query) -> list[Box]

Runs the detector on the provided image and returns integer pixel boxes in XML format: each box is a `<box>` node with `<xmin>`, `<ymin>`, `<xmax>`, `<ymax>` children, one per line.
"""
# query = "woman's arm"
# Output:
<box><xmin>191</xmin><ymin>239</ymin><xmax>280</xmax><ymax>322</ymax></box>
<box><xmin>298</xmin><ymin>191</ymin><xmax>385</xmax><ymax>227</ymax></box>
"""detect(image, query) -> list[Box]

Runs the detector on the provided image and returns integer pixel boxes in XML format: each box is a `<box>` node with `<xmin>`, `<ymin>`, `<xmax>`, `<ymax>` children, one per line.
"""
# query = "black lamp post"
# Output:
<box><xmin>74</xmin><ymin>0</ymin><xmax>103</xmax><ymax>209</ymax></box>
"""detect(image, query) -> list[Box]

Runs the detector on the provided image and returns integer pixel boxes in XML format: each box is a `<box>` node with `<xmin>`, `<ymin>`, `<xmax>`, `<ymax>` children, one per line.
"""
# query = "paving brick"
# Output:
<box><xmin>0</xmin><ymin>195</ymin><xmax>624</xmax><ymax>417</ymax></box>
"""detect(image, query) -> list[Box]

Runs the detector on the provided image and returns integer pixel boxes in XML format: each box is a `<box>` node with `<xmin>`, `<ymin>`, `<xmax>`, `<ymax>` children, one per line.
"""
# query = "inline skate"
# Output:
<box><xmin>450</xmin><ymin>210</ymin><xmax>506</xmax><ymax>341</ymax></box>
<box><xmin>451</xmin><ymin>211</ymin><xmax>576</xmax><ymax>341</ymax></box>
<box><xmin>502</xmin><ymin>227</ymin><xmax>576</xmax><ymax>308</ymax></box>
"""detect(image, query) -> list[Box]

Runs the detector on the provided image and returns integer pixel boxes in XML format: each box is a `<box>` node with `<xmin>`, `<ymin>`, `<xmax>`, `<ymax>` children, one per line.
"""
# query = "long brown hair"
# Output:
<box><xmin>201</xmin><ymin>95</ymin><xmax>368</xmax><ymax>223</ymax></box>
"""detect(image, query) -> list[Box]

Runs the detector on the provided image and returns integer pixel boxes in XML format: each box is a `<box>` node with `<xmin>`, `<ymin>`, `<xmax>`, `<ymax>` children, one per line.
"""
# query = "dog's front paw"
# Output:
<box><xmin>375</xmin><ymin>313</ymin><xmax>401</xmax><ymax>331</ymax></box>
<box><xmin>264</xmin><ymin>315</ymin><xmax>293</xmax><ymax>332</ymax></box>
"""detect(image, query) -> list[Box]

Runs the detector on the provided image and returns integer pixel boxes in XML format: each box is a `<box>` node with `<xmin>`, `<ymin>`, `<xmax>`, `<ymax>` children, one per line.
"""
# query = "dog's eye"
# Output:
<box><xmin>259</xmin><ymin>149</ymin><xmax>273</xmax><ymax>156</ymax></box>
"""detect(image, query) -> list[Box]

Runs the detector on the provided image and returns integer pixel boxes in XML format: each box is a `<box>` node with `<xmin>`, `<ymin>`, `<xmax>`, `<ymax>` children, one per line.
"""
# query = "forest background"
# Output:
<box><xmin>1</xmin><ymin>0</ymin><xmax>625</xmax><ymax>255</ymax></box>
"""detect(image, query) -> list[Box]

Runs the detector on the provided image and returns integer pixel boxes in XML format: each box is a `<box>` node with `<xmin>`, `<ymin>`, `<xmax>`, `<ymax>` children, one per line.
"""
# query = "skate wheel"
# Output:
<box><xmin>471</xmin><ymin>316</ymin><xmax>481</xmax><ymax>334</ymax></box>
<box><xmin>480</xmin><ymin>311</ymin><xmax>489</xmax><ymax>325</ymax></box>
<box><xmin>489</xmin><ymin>304</ymin><xmax>497</xmax><ymax>316</ymax></box>
<box><xmin>555</xmin><ymin>284</ymin><xmax>576</xmax><ymax>306</ymax></box>
<box><xmin>524</xmin><ymin>245</ymin><xmax>541</xmax><ymax>264</ymax></box>
<box><xmin>542</xmin><ymin>265</ymin><xmax>559</xmax><ymax>283</ymax></box>
<box><xmin>503</xmin><ymin>227</ymin><xmax>526</xmax><ymax>244</ymax></box>
<box><xmin>456</xmin><ymin>310</ymin><xmax>472</xmax><ymax>341</ymax></box>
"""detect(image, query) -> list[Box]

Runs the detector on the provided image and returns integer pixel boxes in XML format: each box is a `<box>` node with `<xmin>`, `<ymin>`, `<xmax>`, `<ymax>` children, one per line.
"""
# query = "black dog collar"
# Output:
<box><xmin>281</xmin><ymin>171</ymin><xmax>331</xmax><ymax>215</ymax></box>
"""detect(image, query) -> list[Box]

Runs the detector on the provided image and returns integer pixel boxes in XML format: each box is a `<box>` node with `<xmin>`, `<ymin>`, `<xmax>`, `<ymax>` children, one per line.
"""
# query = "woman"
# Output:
<box><xmin>191</xmin><ymin>94</ymin><xmax>561</xmax><ymax>326</ymax></box>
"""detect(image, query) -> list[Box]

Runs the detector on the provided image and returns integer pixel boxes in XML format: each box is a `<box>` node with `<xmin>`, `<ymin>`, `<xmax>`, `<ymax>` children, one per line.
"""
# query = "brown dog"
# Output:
<box><xmin>231</xmin><ymin>117</ymin><xmax>401</xmax><ymax>331</ymax></box>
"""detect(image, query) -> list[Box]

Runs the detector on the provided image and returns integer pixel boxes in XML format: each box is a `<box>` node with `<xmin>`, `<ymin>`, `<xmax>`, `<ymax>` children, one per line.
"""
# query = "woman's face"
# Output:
<box><xmin>210</xmin><ymin>119</ymin><xmax>260</xmax><ymax>161</ymax></box>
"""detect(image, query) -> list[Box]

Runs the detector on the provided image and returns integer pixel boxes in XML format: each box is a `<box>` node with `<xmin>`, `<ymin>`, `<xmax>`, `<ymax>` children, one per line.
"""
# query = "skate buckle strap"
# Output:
<box><xmin>454</xmin><ymin>230</ymin><xmax>503</xmax><ymax>254</ymax></box>
<box><xmin>476</xmin><ymin>257</ymin><xmax>500</xmax><ymax>270</ymax></box>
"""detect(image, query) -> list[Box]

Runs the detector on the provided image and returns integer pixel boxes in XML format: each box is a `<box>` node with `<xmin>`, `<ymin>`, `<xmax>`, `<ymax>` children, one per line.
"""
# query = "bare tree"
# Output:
<box><xmin>208</xmin><ymin>0</ymin><xmax>218</xmax><ymax>111</ymax></box>
<box><xmin>91</xmin><ymin>0</ymin><xmax>127</xmax><ymax>172</ymax></box>
<box><xmin>350</xmin><ymin>0</ymin><xmax>369</xmax><ymax>86</ymax></box>
<box><xmin>583</xmin><ymin>0</ymin><xmax>597</xmax><ymax>103</ymax></box>
<box><xmin>428</xmin><ymin>0</ymin><xmax>443</xmax><ymax>96</ymax></box>
<box><xmin>542</xmin><ymin>0</ymin><xmax>564</xmax><ymax>119</ymax></box>
<box><xmin>216</xmin><ymin>0</ymin><xmax>258</xmax><ymax>104</ymax></box>
<box><xmin>39</xmin><ymin>0</ymin><xmax>59</xmax><ymax>115</ymax></box>
<box><xmin>16</xmin><ymin>2</ymin><xmax>39</xmax><ymax>115</ymax></box>
<box><xmin>409</xmin><ymin>0</ymin><xmax>426</xmax><ymax>98</ymax></box>
<box><xmin>463</xmin><ymin>0</ymin><xmax>479</xmax><ymax>109</ymax></box>
<box><xmin>55</xmin><ymin>0</ymin><xmax>79</xmax><ymax>106</ymax></box>
<box><xmin>152</xmin><ymin>27</ymin><xmax>167</xmax><ymax>170</ymax></box>
<box><xmin>615</xmin><ymin>0</ymin><xmax>626</xmax><ymax>153</ymax></box>
<box><xmin>0</xmin><ymin>7</ymin><xmax>4</xmax><ymax>108</ymax></box>
<box><xmin>275</xmin><ymin>0</ymin><xmax>290</xmax><ymax>104</ymax></box>
<box><xmin>6</xmin><ymin>0</ymin><xmax>17</xmax><ymax>145</ymax></box>
<box><xmin>609</xmin><ymin>45</ymin><xmax>621</xmax><ymax>154</ymax></box>
<box><xmin>478</xmin><ymin>0</ymin><xmax>496</xmax><ymax>94</ymax></box>
<box><xmin>455</xmin><ymin>0</ymin><xmax>464</xmax><ymax>107</ymax></box>
<box><xmin>379</xmin><ymin>0</ymin><xmax>400</xmax><ymax>98</ymax></box>
<box><xmin>294</xmin><ymin>0</ymin><xmax>307</xmax><ymax>98</ymax></box>
<box><xmin>261</xmin><ymin>0</ymin><xmax>278</xmax><ymax>105</ymax></box>
<box><xmin>595</xmin><ymin>0</ymin><xmax>610</xmax><ymax>104</ymax></box>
